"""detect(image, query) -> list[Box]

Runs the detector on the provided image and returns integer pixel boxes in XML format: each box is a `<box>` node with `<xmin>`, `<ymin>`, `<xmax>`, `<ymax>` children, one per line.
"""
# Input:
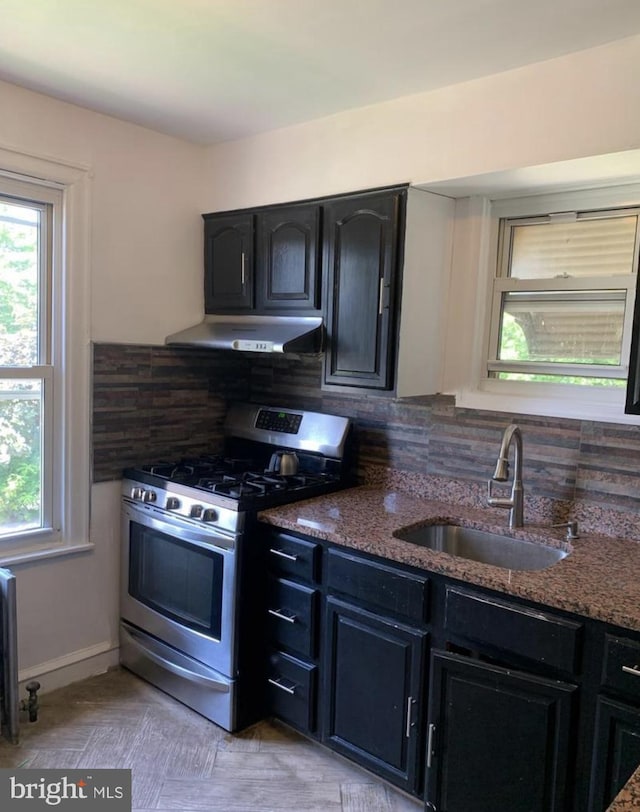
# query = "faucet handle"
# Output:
<box><xmin>552</xmin><ymin>520</ymin><xmax>579</xmax><ymax>540</ymax></box>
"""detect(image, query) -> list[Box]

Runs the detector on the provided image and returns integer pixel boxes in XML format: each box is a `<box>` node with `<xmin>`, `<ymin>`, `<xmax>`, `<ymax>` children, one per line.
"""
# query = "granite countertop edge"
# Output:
<box><xmin>258</xmin><ymin>483</ymin><xmax>640</xmax><ymax>812</ymax></box>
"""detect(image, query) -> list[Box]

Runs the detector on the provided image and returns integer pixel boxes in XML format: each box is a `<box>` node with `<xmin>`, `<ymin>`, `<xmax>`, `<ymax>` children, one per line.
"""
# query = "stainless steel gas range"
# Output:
<box><xmin>120</xmin><ymin>402</ymin><xmax>352</xmax><ymax>732</ymax></box>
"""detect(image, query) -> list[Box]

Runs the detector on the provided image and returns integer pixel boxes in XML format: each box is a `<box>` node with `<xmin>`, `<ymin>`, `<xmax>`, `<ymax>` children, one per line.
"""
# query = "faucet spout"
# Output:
<box><xmin>487</xmin><ymin>424</ymin><xmax>524</xmax><ymax>528</ymax></box>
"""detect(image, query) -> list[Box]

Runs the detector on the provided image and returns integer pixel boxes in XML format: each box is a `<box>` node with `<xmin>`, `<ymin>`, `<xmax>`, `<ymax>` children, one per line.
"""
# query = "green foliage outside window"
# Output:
<box><xmin>0</xmin><ymin>203</ymin><xmax>41</xmax><ymax>533</ymax></box>
<box><xmin>498</xmin><ymin>314</ymin><xmax>625</xmax><ymax>388</ymax></box>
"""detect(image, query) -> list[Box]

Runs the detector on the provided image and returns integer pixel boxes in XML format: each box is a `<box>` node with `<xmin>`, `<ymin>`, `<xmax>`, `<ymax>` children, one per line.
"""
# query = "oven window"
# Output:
<box><xmin>128</xmin><ymin>522</ymin><xmax>224</xmax><ymax>639</ymax></box>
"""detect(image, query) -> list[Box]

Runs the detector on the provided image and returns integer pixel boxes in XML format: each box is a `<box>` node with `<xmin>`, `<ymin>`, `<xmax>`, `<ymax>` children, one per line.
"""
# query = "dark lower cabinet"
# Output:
<box><xmin>258</xmin><ymin>526</ymin><xmax>640</xmax><ymax>808</ymax></box>
<box><xmin>425</xmin><ymin>650</ymin><xmax>576</xmax><ymax>812</ymax></box>
<box><xmin>588</xmin><ymin>696</ymin><xmax>640</xmax><ymax>811</ymax></box>
<box><xmin>321</xmin><ymin>596</ymin><xmax>427</xmax><ymax>794</ymax></box>
<box><xmin>266</xmin><ymin>650</ymin><xmax>318</xmax><ymax>734</ymax></box>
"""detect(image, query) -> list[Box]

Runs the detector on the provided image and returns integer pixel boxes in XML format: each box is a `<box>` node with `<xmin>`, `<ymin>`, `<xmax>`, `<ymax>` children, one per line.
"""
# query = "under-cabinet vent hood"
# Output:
<box><xmin>165</xmin><ymin>314</ymin><xmax>323</xmax><ymax>354</ymax></box>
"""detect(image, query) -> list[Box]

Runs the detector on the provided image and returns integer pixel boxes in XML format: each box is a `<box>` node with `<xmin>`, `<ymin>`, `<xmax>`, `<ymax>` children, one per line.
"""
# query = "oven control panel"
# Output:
<box><xmin>255</xmin><ymin>409</ymin><xmax>302</xmax><ymax>434</ymax></box>
<box><xmin>123</xmin><ymin>479</ymin><xmax>242</xmax><ymax>536</ymax></box>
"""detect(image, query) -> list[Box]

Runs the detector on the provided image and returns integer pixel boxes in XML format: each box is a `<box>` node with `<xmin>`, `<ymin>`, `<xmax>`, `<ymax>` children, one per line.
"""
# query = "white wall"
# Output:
<box><xmin>201</xmin><ymin>35</ymin><xmax>640</xmax><ymax>210</ymax></box>
<box><xmin>0</xmin><ymin>79</ymin><xmax>205</xmax><ymax>344</ymax></box>
<box><xmin>0</xmin><ymin>79</ymin><xmax>205</xmax><ymax>688</ymax></box>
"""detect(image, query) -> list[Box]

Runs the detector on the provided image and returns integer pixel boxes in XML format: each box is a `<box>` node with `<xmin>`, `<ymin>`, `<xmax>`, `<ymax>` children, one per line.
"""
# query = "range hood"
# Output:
<box><xmin>165</xmin><ymin>314</ymin><xmax>323</xmax><ymax>354</ymax></box>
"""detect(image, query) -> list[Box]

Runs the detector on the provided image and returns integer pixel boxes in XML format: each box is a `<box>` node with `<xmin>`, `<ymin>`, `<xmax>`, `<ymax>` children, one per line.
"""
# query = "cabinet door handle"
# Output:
<box><xmin>268</xmin><ymin>608</ymin><xmax>297</xmax><ymax>624</ymax></box>
<box><xmin>378</xmin><ymin>277</ymin><xmax>385</xmax><ymax>315</ymax></box>
<box><xmin>241</xmin><ymin>252</ymin><xmax>246</xmax><ymax>287</ymax></box>
<box><xmin>268</xmin><ymin>677</ymin><xmax>296</xmax><ymax>695</ymax></box>
<box><xmin>622</xmin><ymin>665</ymin><xmax>640</xmax><ymax>677</ymax></box>
<box><xmin>405</xmin><ymin>695</ymin><xmax>415</xmax><ymax>738</ymax></box>
<box><xmin>269</xmin><ymin>548</ymin><xmax>298</xmax><ymax>562</ymax></box>
<box><xmin>426</xmin><ymin>723</ymin><xmax>436</xmax><ymax>769</ymax></box>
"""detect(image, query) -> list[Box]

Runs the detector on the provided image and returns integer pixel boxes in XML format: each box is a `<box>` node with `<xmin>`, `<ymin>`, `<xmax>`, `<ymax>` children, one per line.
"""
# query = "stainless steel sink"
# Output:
<box><xmin>393</xmin><ymin>523</ymin><xmax>569</xmax><ymax>571</ymax></box>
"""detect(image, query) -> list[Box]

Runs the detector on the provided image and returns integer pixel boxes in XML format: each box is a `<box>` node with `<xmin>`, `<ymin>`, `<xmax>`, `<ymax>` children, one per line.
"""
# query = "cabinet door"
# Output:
<box><xmin>321</xmin><ymin>596</ymin><xmax>427</xmax><ymax>794</ymax></box>
<box><xmin>323</xmin><ymin>190</ymin><xmax>404</xmax><ymax>389</ymax></box>
<box><xmin>588</xmin><ymin>696</ymin><xmax>640</xmax><ymax>811</ymax></box>
<box><xmin>425</xmin><ymin>650</ymin><xmax>576</xmax><ymax>812</ymax></box>
<box><xmin>256</xmin><ymin>205</ymin><xmax>320</xmax><ymax>312</ymax></box>
<box><xmin>203</xmin><ymin>213</ymin><xmax>254</xmax><ymax>312</ymax></box>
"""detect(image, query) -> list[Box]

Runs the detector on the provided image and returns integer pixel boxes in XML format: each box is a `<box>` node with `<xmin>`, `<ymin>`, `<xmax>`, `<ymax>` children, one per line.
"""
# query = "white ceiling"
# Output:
<box><xmin>2</xmin><ymin>0</ymin><xmax>640</xmax><ymax>145</ymax></box>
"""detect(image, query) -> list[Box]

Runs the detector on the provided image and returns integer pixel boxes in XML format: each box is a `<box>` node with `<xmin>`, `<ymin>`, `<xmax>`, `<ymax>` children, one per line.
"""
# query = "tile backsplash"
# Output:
<box><xmin>93</xmin><ymin>344</ymin><xmax>640</xmax><ymax>536</ymax></box>
<box><xmin>92</xmin><ymin>343</ymin><xmax>249</xmax><ymax>481</ymax></box>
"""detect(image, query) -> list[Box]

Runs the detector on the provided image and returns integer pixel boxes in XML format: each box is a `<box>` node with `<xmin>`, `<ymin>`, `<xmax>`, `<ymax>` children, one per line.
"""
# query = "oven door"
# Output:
<box><xmin>121</xmin><ymin>500</ymin><xmax>238</xmax><ymax>678</ymax></box>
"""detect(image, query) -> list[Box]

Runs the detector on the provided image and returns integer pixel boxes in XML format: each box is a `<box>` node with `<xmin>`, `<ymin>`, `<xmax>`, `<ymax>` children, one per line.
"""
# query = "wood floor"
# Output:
<box><xmin>0</xmin><ymin>668</ymin><xmax>421</xmax><ymax>811</ymax></box>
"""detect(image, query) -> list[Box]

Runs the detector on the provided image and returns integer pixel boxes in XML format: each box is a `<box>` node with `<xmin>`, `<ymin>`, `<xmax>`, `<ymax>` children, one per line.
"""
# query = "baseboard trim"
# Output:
<box><xmin>18</xmin><ymin>641</ymin><xmax>120</xmax><ymax>695</ymax></box>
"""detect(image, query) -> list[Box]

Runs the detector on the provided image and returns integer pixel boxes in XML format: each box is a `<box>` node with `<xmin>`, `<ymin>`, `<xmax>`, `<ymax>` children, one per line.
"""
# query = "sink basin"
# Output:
<box><xmin>393</xmin><ymin>524</ymin><xmax>569</xmax><ymax>571</ymax></box>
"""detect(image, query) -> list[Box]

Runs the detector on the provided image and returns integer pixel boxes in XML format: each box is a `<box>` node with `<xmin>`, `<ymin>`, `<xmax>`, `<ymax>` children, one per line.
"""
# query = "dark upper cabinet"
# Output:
<box><xmin>256</xmin><ymin>204</ymin><xmax>321</xmax><ymax>312</ymax></box>
<box><xmin>201</xmin><ymin>186</ymin><xmax>453</xmax><ymax>393</ymax></box>
<box><xmin>203</xmin><ymin>212</ymin><xmax>254</xmax><ymax>312</ymax></box>
<box><xmin>203</xmin><ymin>204</ymin><xmax>320</xmax><ymax>316</ymax></box>
<box><xmin>322</xmin><ymin>189</ymin><xmax>404</xmax><ymax>390</ymax></box>
<box><xmin>425</xmin><ymin>650</ymin><xmax>576</xmax><ymax>812</ymax></box>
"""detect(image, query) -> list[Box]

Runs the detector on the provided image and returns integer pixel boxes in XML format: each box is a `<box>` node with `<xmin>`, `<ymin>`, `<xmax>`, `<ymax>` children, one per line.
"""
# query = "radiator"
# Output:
<box><xmin>0</xmin><ymin>567</ymin><xmax>18</xmax><ymax>743</ymax></box>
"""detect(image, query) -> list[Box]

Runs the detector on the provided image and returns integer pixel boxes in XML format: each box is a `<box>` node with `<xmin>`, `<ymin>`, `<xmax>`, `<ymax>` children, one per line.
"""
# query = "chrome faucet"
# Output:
<box><xmin>487</xmin><ymin>424</ymin><xmax>524</xmax><ymax>528</ymax></box>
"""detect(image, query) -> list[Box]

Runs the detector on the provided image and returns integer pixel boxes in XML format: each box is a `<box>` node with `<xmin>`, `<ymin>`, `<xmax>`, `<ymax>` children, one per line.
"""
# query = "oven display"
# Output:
<box><xmin>255</xmin><ymin>409</ymin><xmax>302</xmax><ymax>434</ymax></box>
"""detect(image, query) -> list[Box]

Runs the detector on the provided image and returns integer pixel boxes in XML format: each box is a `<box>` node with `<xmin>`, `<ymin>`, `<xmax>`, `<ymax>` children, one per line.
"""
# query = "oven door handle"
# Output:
<box><xmin>121</xmin><ymin>625</ymin><xmax>230</xmax><ymax>693</ymax></box>
<box><xmin>123</xmin><ymin>503</ymin><xmax>236</xmax><ymax>554</ymax></box>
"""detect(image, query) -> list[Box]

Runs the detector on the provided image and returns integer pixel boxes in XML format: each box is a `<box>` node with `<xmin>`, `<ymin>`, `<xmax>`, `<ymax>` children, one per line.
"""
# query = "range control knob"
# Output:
<box><xmin>166</xmin><ymin>497</ymin><xmax>180</xmax><ymax>510</ymax></box>
<box><xmin>130</xmin><ymin>487</ymin><xmax>144</xmax><ymax>500</ymax></box>
<box><xmin>190</xmin><ymin>504</ymin><xmax>203</xmax><ymax>519</ymax></box>
<box><xmin>202</xmin><ymin>508</ymin><xmax>218</xmax><ymax>523</ymax></box>
<box><xmin>141</xmin><ymin>490</ymin><xmax>157</xmax><ymax>503</ymax></box>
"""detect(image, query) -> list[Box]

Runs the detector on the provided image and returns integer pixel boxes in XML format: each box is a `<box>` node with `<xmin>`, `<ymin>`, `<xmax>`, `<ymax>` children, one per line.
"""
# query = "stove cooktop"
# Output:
<box><xmin>124</xmin><ymin>453</ymin><xmax>346</xmax><ymax>512</ymax></box>
<box><xmin>123</xmin><ymin>404</ymin><xmax>353</xmax><ymax>513</ymax></box>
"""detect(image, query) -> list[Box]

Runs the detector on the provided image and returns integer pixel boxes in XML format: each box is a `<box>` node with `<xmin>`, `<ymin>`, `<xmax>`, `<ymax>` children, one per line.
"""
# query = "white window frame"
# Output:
<box><xmin>488</xmin><ymin>206</ymin><xmax>639</xmax><ymax>382</ymax></box>
<box><xmin>0</xmin><ymin>148</ymin><xmax>92</xmax><ymax>564</ymax></box>
<box><xmin>452</xmin><ymin>184</ymin><xmax>640</xmax><ymax>425</ymax></box>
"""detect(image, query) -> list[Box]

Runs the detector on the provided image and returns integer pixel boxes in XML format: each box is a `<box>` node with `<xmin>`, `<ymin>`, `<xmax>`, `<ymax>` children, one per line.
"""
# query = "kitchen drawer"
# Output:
<box><xmin>265</xmin><ymin>532</ymin><xmax>321</xmax><ymax>584</ymax></box>
<box><xmin>601</xmin><ymin>634</ymin><xmax>640</xmax><ymax>701</ymax></box>
<box><xmin>266</xmin><ymin>650</ymin><xmax>317</xmax><ymax>733</ymax></box>
<box><xmin>326</xmin><ymin>548</ymin><xmax>429</xmax><ymax>623</ymax></box>
<box><xmin>444</xmin><ymin>586</ymin><xmax>582</xmax><ymax>674</ymax></box>
<box><xmin>267</xmin><ymin>577</ymin><xmax>318</xmax><ymax>658</ymax></box>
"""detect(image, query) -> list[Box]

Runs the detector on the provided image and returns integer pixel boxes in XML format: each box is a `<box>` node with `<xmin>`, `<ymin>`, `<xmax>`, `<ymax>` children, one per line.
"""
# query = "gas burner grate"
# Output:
<box><xmin>144</xmin><ymin>456</ymin><xmax>259</xmax><ymax>483</ymax></box>
<box><xmin>192</xmin><ymin>470</ymin><xmax>337</xmax><ymax>500</ymax></box>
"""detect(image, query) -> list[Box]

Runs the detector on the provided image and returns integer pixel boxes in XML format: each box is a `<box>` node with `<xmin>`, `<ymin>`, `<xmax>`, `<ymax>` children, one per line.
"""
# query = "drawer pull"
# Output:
<box><xmin>268</xmin><ymin>677</ymin><xmax>296</xmax><ymax>695</ymax></box>
<box><xmin>268</xmin><ymin>608</ymin><xmax>297</xmax><ymax>624</ymax></box>
<box><xmin>622</xmin><ymin>665</ymin><xmax>640</xmax><ymax>677</ymax></box>
<box><xmin>269</xmin><ymin>548</ymin><xmax>298</xmax><ymax>562</ymax></box>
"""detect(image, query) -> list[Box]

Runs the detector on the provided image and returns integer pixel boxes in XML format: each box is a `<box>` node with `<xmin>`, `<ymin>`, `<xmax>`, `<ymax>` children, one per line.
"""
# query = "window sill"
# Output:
<box><xmin>454</xmin><ymin>379</ymin><xmax>640</xmax><ymax>425</ymax></box>
<box><xmin>0</xmin><ymin>540</ymin><xmax>94</xmax><ymax>568</ymax></box>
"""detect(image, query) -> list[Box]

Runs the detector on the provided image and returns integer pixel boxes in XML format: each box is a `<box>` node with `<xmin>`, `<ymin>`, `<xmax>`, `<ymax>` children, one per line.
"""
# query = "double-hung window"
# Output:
<box><xmin>487</xmin><ymin>204</ymin><xmax>639</xmax><ymax>389</ymax></box>
<box><xmin>0</xmin><ymin>178</ymin><xmax>61</xmax><ymax>547</ymax></box>
<box><xmin>0</xmin><ymin>154</ymin><xmax>90</xmax><ymax>562</ymax></box>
